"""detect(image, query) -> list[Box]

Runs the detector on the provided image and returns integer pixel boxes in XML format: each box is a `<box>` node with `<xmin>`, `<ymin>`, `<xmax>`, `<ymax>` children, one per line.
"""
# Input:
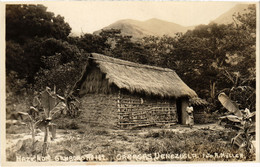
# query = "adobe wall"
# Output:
<box><xmin>118</xmin><ymin>93</ymin><xmax>177</xmax><ymax>128</ymax></box>
<box><xmin>80</xmin><ymin>92</ymin><xmax>178</xmax><ymax>129</ymax></box>
<box><xmin>79</xmin><ymin>93</ymin><xmax>118</xmax><ymax>128</ymax></box>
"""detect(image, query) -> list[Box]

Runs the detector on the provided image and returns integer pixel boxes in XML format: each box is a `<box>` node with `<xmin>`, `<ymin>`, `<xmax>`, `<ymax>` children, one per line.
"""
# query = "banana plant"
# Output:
<box><xmin>39</xmin><ymin>86</ymin><xmax>66</xmax><ymax>156</ymax></box>
<box><xmin>18</xmin><ymin>86</ymin><xmax>66</xmax><ymax>156</ymax></box>
<box><xmin>218</xmin><ymin>92</ymin><xmax>255</xmax><ymax>153</ymax></box>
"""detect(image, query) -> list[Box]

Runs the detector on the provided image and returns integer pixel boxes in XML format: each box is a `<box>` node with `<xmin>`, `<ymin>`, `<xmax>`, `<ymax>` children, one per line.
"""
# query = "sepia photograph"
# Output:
<box><xmin>1</xmin><ymin>0</ymin><xmax>259</xmax><ymax>165</ymax></box>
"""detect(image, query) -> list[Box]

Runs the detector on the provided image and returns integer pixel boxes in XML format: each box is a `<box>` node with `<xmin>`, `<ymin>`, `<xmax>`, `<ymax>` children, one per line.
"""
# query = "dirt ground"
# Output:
<box><xmin>6</xmin><ymin>121</ymin><xmax>254</xmax><ymax>162</ymax></box>
<box><xmin>6</xmin><ymin>123</ymin><xmax>223</xmax><ymax>149</ymax></box>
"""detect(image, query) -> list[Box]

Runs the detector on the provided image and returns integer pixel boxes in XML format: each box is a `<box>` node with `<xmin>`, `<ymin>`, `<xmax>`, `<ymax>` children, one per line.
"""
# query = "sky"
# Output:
<box><xmin>41</xmin><ymin>1</ymin><xmax>240</xmax><ymax>35</ymax></box>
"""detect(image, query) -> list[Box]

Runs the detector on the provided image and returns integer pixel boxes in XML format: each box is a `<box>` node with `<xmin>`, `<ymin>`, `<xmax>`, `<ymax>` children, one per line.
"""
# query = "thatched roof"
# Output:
<box><xmin>189</xmin><ymin>97</ymin><xmax>209</xmax><ymax>106</ymax></box>
<box><xmin>80</xmin><ymin>53</ymin><xmax>197</xmax><ymax>98</ymax></box>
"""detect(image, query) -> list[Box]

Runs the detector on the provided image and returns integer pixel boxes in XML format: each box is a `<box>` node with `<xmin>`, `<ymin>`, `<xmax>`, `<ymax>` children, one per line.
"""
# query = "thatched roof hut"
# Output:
<box><xmin>74</xmin><ymin>53</ymin><xmax>197</xmax><ymax>98</ymax></box>
<box><xmin>74</xmin><ymin>53</ymin><xmax>200</xmax><ymax>127</ymax></box>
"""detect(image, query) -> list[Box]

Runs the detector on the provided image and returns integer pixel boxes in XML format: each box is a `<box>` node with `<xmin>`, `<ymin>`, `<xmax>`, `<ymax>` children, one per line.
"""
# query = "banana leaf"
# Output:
<box><xmin>248</xmin><ymin>123</ymin><xmax>256</xmax><ymax>134</ymax></box>
<box><xmin>15</xmin><ymin>140</ymin><xmax>24</xmax><ymax>151</ymax></box>
<box><xmin>219</xmin><ymin>115</ymin><xmax>242</xmax><ymax>123</ymax></box>
<box><xmin>32</xmin><ymin>96</ymin><xmax>41</xmax><ymax>107</ymax></box>
<box><xmin>231</xmin><ymin>132</ymin><xmax>246</xmax><ymax>148</ymax></box>
<box><xmin>64</xmin><ymin>149</ymin><xmax>74</xmax><ymax>156</ymax></box>
<box><xmin>41</xmin><ymin>88</ymin><xmax>57</xmax><ymax>117</ymax></box>
<box><xmin>35</xmin><ymin>119</ymin><xmax>48</xmax><ymax>130</ymax></box>
<box><xmin>50</xmin><ymin>102</ymin><xmax>66</xmax><ymax>116</ymax></box>
<box><xmin>17</xmin><ymin>111</ymin><xmax>32</xmax><ymax>121</ymax></box>
<box><xmin>17</xmin><ymin>111</ymin><xmax>29</xmax><ymax>116</ymax></box>
<box><xmin>218</xmin><ymin>92</ymin><xmax>242</xmax><ymax>117</ymax></box>
<box><xmin>29</xmin><ymin>106</ymin><xmax>39</xmax><ymax>113</ymax></box>
<box><xmin>57</xmin><ymin>94</ymin><xmax>65</xmax><ymax>101</ymax></box>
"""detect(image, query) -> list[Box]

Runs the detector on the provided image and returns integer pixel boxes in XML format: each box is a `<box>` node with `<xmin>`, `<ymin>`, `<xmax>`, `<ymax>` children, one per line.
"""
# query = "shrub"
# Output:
<box><xmin>67</xmin><ymin>121</ymin><xmax>80</xmax><ymax>130</ymax></box>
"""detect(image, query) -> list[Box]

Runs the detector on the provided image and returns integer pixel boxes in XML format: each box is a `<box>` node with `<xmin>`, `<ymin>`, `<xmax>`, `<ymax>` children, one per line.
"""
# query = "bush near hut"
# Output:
<box><xmin>193</xmin><ymin>112</ymin><xmax>219</xmax><ymax>124</ymax></box>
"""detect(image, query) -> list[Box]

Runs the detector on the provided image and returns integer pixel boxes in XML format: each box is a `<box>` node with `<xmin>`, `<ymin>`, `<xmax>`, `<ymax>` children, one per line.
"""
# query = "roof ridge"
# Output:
<box><xmin>91</xmin><ymin>53</ymin><xmax>173</xmax><ymax>72</ymax></box>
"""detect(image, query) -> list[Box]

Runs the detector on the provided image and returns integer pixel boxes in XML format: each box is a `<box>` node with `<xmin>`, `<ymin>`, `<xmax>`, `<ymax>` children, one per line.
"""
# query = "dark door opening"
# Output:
<box><xmin>176</xmin><ymin>98</ymin><xmax>182</xmax><ymax>124</ymax></box>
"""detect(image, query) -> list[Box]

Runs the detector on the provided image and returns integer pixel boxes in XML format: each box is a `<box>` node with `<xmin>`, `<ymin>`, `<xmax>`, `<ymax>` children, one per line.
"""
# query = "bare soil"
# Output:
<box><xmin>6</xmin><ymin>121</ymin><xmax>254</xmax><ymax>162</ymax></box>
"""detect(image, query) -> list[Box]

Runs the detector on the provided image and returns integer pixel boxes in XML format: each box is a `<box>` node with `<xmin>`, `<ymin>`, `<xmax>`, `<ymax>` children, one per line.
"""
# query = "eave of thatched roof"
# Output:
<box><xmin>87</xmin><ymin>53</ymin><xmax>197</xmax><ymax>98</ymax></box>
<box><xmin>189</xmin><ymin>97</ymin><xmax>209</xmax><ymax>106</ymax></box>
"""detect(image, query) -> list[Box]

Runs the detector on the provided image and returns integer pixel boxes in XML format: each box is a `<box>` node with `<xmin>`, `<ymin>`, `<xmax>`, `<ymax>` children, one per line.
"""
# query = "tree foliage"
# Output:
<box><xmin>6</xmin><ymin>4</ymin><xmax>71</xmax><ymax>42</ymax></box>
<box><xmin>6</xmin><ymin>4</ymin><xmax>79</xmax><ymax>93</ymax></box>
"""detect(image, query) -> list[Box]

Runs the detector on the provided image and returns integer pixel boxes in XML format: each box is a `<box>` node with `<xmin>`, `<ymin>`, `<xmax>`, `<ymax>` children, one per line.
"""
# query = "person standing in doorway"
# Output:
<box><xmin>186</xmin><ymin>104</ymin><xmax>194</xmax><ymax>129</ymax></box>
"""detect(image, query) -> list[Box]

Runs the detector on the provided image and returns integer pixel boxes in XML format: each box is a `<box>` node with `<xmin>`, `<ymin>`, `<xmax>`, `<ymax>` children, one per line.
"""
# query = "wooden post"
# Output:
<box><xmin>117</xmin><ymin>90</ymin><xmax>121</xmax><ymax>128</ymax></box>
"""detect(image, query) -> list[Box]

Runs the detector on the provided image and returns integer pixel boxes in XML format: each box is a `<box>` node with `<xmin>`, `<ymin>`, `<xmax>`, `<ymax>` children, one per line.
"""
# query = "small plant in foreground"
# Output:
<box><xmin>218</xmin><ymin>92</ymin><xmax>256</xmax><ymax>158</ymax></box>
<box><xmin>17</xmin><ymin>86</ymin><xmax>66</xmax><ymax>156</ymax></box>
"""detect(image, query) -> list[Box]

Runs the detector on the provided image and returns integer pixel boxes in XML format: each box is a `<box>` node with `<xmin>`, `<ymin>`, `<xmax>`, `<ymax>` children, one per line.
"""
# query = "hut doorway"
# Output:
<box><xmin>177</xmin><ymin>98</ymin><xmax>189</xmax><ymax>125</ymax></box>
<box><xmin>177</xmin><ymin>99</ymin><xmax>182</xmax><ymax>124</ymax></box>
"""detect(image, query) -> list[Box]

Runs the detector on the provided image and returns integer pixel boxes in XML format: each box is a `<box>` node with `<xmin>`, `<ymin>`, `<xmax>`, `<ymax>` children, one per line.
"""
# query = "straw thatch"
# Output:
<box><xmin>189</xmin><ymin>97</ymin><xmax>209</xmax><ymax>106</ymax></box>
<box><xmin>77</xmin><ymin>53</ymin><xmax>197</xmax><ymax>98</ymax></box>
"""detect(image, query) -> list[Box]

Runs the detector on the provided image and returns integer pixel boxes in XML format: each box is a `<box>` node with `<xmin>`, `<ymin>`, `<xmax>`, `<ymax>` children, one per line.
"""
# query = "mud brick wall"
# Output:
<box><xmin>80</xmin><ymin>94</ymin><xmax>118</xmax><ymax>128</ymax></box>
<box><xmin>80</xmin><ymin>93</ymin><xmax>178</xmax><ymax>129</ymax></box>
<box><xmin>117</xmin><ymin>93</ymin><xmax>177</xmax><ymax>128</ymax></box>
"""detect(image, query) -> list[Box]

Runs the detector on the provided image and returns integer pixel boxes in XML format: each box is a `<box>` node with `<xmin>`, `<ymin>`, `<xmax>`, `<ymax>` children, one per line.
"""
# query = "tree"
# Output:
<box><xmin>6</xmin><ymin>4</ymin><xmax>74</xmax><ymax>86</ymax></box>
<box><xmin>168</xmin><ymin>24</ymin><xmax>229</xmax><ymax>99</ymax></box>
<box><xmin>111</xmin><ymin>33</ymin><xmax>150</xmax><ymax>64</ymax></box>
<box><xmin>230</xmin><ymin>4</ymin><xmax>256</xmax><ymax>87</ymax></box>
<box><xmin>76</xmin><ymin>33</ymin><xmax>110</xmax><ymax>54</ymax></box>
<box><xmin>140</xmin><ymin>35</ymin><xmax>179</xmax><ymax>67</ymax></box>
<box><xmin>6</xmin><ymin>38</ymin><xmax>44</xmax><ymax>84</ymax></box>
<box><xmin>6</xmin><ymin>4</ymin><xmax>71</xmax><ymax>43</ymax></box>
<box><xmin>6</xmin><ymin>41</ymin><xmax>24</xmax><ymax>75</ymax></box>
<box><xmin>34</xmin><ymin>39</ymin><xmax>88</xmax><ymax>95</ymax></box>
<box><xmin>82</xmin><ymin>29</ymin><xmax>151</xmax><ymax>64</ymax></box>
